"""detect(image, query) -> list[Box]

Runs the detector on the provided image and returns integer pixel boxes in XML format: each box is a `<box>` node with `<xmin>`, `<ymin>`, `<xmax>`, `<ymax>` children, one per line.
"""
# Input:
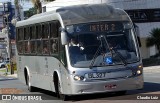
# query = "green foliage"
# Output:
<box><xmin>14</xmin><ymin>0</ymin><xmax>18</xmax><ymax>6</ymax></box>
<box><xmin>7</xmin><ymin>64</ymin><xmax>17</xmax><ymax>71</ymax></box>
<box><xmin>24</xmin><ymin>7</ymin><xmax>37</xmax><ymax>19</ymax></box>
<box><xmin>146</xmin><ymin>28</ymin><xmax>160</xmax><ymax>53</ymax></box>
<box><xmin>20</xmin><ymin>0</ymin><xmax>56</xmax><ymax>14</ymax></box>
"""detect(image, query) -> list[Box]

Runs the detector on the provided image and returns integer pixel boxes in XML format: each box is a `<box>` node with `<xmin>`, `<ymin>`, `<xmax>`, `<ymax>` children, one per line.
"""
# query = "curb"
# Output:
<box><xmin>144</xmin><ymin>65</ymin><xmax>160</xmax><ymax>69</ymax></box>
<box><xmin>0</xmin><ymin>68</ymin><xmax>17</xmax><ymax>78</ymax></box>
<box><xmin>143</xmin><ymin>65</ymin><xmax>160</xmax><ymax>73</ymax></box>
<box><xmin>6</xmin><ymin>74</ymin><xmax>17</xmax><ymax>78</ymax></box>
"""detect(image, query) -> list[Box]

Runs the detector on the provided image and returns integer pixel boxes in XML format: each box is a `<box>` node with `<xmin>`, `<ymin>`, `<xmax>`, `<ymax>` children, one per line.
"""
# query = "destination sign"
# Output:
<box><xmin>66</xmin><ymin>22</ymin><xmax>124</xmax><ymax>35</ymax></box>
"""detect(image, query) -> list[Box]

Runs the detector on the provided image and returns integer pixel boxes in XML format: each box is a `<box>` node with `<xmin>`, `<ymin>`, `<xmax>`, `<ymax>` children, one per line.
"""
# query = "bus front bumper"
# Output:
<box><xmin>68</xmin><ymin>75</ymin><xmax>143</xmax><ymax>95</ymax></box>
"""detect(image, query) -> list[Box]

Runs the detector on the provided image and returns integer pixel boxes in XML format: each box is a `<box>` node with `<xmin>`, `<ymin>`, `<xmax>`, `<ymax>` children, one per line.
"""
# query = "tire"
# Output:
<box><xmin>55</xmin><ymin>78</ymin><xmax>68</xmax><ymax>101</ymax></box>
<box><xmin>27</xmin><ymin>74</ymin><xmax>36</xmax><ymax>92</ymax></box>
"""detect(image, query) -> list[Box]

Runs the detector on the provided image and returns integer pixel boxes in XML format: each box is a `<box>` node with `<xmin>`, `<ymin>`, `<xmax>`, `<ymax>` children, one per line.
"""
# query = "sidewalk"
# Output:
<box><xmin>143</xmin><ymin>65</ymin><xmax>160</xmax><ymax>73</ymax></box>
<box><xmin>0</xmin><ymin>68</ymin><xmax>17</xmax><ymax>78</ymax></box>
<box><xmin>7</xmin><ymin>72</ymin><xmax>17</xmax><ymax>78</ymax></box>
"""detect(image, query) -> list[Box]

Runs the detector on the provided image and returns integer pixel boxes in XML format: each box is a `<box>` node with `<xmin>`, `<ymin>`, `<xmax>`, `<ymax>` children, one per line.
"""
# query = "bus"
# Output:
<box><xmin>16</xmin><ymin>3</ymin><xmax>143</xmax><ymax>100</ymax></box>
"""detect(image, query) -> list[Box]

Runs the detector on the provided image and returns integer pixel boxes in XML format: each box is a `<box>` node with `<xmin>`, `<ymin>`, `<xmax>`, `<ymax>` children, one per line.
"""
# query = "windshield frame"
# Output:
<box><xmin>66</xmin><ymin>22</ymin><xmax>140</xmax><ymax>68</ymax></box>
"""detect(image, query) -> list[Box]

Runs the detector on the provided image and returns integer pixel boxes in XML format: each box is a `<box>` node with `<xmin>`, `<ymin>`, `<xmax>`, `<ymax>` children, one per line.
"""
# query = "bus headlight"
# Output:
<box><xmin>135</xmin><ymin>64</ymin><xmax>143</xmax><ymax>75</ymax></box>
<box><xmin>132</xmin><ymin>64</ymin><xmax>143</xmax><ymax>76</ymax></box>
<box><xmin>137</xmin><ymin>70</ymin><xmax>141</xmax><ymax>75</ymax></box>
<box><xmin>74</xmin><ymin>75</ymin><xmax>84</xmax><ymax>81</ymax></box>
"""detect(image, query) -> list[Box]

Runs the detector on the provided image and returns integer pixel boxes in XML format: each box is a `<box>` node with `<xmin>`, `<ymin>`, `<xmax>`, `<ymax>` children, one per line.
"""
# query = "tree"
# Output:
<box><xmin>146</xmin><ymin>28</ymin><xmax>160</xmax><ymax>54</ymax></box>
<box><xmin>20</xmin><ymin>0</ymin><xmax>55</xmax><ymax>14</ymax></box>
<box><xmin>24</xmin><ymin>7</ymin><xmax>36</xmax><ymax>19</ymax></box>
<box><xmin>31</xmin><ymin>0</ymin><xmax>42</xmax><ymax>14</ymax></box>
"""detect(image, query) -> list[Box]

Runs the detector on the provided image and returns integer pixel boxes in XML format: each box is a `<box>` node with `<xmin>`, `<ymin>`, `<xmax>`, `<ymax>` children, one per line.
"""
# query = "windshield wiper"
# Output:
<box><xmin>89</xmin><ymin>42</ymin><xmax>102</xmax><ymax>69</ymax></box>
<box><xmin>89</xmin><ymin>34</ymin><xmax>127</xmax><ymax>69</ymax></box>
<box><xmin>110</xmin><ymin>48</ymin><xmax>127</xmax><ymax>66</ymax></box>
<box><xmin>89</xmin><ymin>35</ymin><xmax>111</xmax><ymax>69</ymax></box>
<box><xmin>102</xmin><ymin>35</ymin><xmax>127</xmax><ymax>66</ymax></box>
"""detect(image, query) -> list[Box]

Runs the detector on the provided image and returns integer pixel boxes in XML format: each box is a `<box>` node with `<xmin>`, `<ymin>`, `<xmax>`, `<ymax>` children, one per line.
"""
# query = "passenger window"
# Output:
<box><xmin>36</xmin><ymin>25</ymin><xmax>42</xmax><ymax>39</ymax></box>
<box><xmin>50</xmin><ymin>39</ymin><xmax>58</xmax><ymax>54</ymax></box>
<box><xmin>43</xmin><ymin>40</ymin><xmax>49</xmax><ymax>54</ymax></box>
<box><xmin>37</xmin><ymin>40</ymin><xmax>42</xmax><ymax>54</ymax></box>
<box><xmin>18</xmin><ymin>28</ymin><xmax>24</xmax><ymax>41</ymax></box>
<box><xmin>30</xmin><ymin>41</ymin><xmax>36</xmax><ymax>54</ymax></box>
<box><xmin>31</xmin><ymin>26</ymin><xmax>36</xmax><ymax>39</ymax></box>
<box><xmin>50</xmin><ymin>22</ymin><xmax>58</xmax><ymax>38</ymax></box>
<box><xmin>24</xmin><ymin>27</ymin><xmax>30</xmax><ymax>40</ymax></box>
<box><xmin>17</xmin><ymin>41</ymin><xmax>24</xmax><ymax>54</ymax></box>
<box><xmin>42</xmin><ymin>23</ymin><xmax>49</xmax><ymax>39</ymax></box>
<box><xmin>24</xmin><ymin>41</ymin><xmax>30</xmax><ymax>53</ymax></box>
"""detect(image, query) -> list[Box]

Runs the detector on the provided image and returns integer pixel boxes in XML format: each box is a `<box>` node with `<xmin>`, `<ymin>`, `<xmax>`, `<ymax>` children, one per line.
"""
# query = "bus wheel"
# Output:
<box><xmin>55</xmin><ymin>78</ymin><xmax>68</xmax><ymax>101</ymax></box>
<box><xmin>27</xmin><ymin>74</ymin><xmax>36</xmax><ymax>92</ymax></box>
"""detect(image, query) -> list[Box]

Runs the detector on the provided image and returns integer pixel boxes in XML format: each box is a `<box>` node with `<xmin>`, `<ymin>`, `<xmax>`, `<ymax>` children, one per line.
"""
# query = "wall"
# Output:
<box><xmin>105</xmin><ymin>0</ymin><xmax>160</xmax><ymax>58</ymax></box>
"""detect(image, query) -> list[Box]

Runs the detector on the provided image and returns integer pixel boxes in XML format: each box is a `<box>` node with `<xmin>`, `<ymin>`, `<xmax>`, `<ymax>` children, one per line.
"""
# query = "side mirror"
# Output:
<box><xmin>61</xmin><ymin>30</ymin><xmax>68</xmax><ymax>45</ymax></box>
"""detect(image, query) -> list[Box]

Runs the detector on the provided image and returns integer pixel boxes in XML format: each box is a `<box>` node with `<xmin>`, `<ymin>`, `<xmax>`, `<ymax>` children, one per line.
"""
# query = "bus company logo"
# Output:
<box><xmin>2</xmin><ymin>95</ymin><xmax>11</xmax><ymax>100</ymax></box>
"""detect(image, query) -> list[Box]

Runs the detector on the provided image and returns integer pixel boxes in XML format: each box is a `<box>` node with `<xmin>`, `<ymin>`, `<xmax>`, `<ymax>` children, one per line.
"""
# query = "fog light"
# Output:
<box><xmin>137</xmin><ymin>70</ymin><xmax>141</xmax><ymax>75</ymax></box>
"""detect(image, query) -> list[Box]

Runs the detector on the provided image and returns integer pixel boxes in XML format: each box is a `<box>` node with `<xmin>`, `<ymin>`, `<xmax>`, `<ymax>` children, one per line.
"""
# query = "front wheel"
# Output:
<box><xmin>55</xmin><ymin>78</ymin><xmax>68</xmax><ymax>101</ymax></box>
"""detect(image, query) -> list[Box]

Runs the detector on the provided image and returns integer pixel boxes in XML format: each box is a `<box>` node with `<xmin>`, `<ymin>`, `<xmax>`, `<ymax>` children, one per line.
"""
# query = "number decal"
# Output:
<box><xmin>88</xmin><ymin>73</ymin><xmax>106</xmax><ymax>78</ymax></box>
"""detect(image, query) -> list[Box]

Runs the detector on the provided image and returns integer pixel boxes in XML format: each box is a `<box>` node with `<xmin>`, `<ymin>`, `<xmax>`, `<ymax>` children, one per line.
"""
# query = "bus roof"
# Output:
<box><xmin>16</xmin><ymin>3</ymin><xmax>131</xmax><ymax>27</ymax></box>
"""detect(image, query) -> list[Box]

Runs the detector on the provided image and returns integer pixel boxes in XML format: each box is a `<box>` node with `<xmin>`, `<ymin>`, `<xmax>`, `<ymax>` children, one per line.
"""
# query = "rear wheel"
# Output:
<box><xmin>27</xmin><ymin>74</ymin><xmax>36</xmax><ymax>92</ymax></box>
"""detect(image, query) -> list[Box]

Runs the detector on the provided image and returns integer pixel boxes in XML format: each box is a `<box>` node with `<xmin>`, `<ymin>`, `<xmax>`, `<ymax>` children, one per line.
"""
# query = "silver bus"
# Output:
<box><xmin>16</xmin><ymin>3</ymin><xmax>143</xmax><ymax>100</ymax></box>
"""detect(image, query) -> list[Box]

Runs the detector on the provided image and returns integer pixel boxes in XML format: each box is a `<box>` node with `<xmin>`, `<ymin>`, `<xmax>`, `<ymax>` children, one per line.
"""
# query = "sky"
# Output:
<box><xmin>0</xmin><ymin>0</ymin><xmax>33</xmax><ymax>11</ymax></box>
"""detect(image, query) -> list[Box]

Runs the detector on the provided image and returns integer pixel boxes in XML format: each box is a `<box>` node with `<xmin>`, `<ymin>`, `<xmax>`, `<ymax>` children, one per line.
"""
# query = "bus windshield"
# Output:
<box><xmin>66</xmin><ymin>23</ymin><xmax>139</xmax><ymax>67</ymax></box>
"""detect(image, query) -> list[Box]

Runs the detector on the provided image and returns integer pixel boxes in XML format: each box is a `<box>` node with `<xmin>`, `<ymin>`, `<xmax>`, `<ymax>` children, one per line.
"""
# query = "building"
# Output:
<box><xmin>105</xmin><ymin>0</ymin><xmax>160</xmax><ymax>59</ymax></box>
<box><xmin>0</xmin><ymin>2</ymin><xmax>16</xmax><ymax>39</ymax></box>
<box><xmin>0</xmin><ymin>0</ymin><xmax>33</xmax><ymax>11</ymax></box>
<box><xmin>0</xmin><ymin>3</ymin><xmax>4</xmax><ymax>31</ymax></box>
<box><xmin>0</xmin><ymin>1</ymin><xmax>23</xmax><ymax>60</ymax></box>
<box><xmin>42</xmin><ymin>0</ymin><xmax>160</xmax><ymax>59</ymax></box>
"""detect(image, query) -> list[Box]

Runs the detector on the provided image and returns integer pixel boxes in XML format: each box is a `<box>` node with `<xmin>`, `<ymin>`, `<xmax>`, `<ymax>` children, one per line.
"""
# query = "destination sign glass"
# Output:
<box><xmin>66</xmin><ymin>21</ymin><xmax>124</xmax><ymax>35</ymax></box>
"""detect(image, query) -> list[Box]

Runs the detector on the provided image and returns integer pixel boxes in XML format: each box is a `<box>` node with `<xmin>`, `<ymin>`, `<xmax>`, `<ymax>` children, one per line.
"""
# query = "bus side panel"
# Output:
<box><xmin>17</xmin><ymin>55</ymin><xmax>26</xmax><ymax>84</ymax></box>
<box><xmin>60</xmin><ymin>64</ymin><xmax>72</xmax><ymax>94</ymax></box>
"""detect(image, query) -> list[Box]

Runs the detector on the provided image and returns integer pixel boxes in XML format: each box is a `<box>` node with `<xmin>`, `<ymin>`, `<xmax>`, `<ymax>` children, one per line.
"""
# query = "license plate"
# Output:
<box><xmin>87</xmin><ymin>72</ymin><xmax>106</xmax><ymax>78</ymax></box>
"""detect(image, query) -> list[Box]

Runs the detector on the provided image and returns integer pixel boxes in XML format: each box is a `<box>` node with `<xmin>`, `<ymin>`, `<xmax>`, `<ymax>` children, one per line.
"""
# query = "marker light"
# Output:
<box><xmin>138</xmin><ymin>65</ymin><xmax>143</xmax><ymax>69</ymax></box>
